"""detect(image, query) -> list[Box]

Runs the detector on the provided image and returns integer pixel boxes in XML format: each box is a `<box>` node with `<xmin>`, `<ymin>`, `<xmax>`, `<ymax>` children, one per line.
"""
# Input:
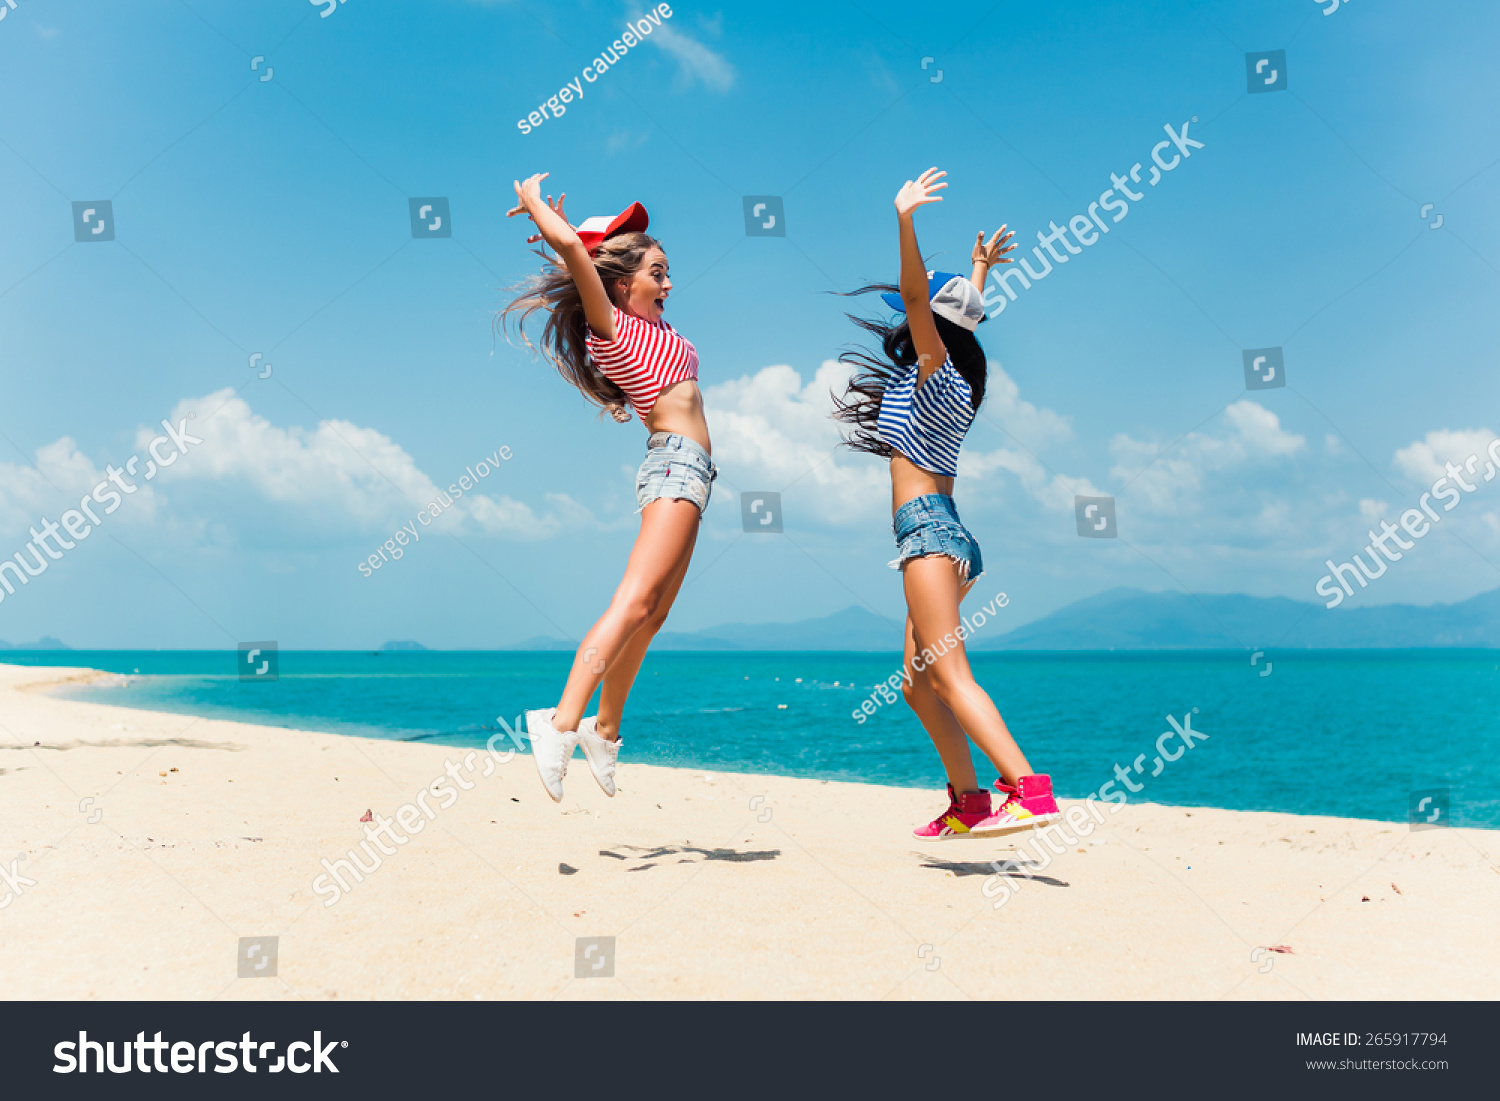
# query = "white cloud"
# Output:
<box><xmin>0</xmin><ymin>437</ymin><xmax>164</xmax><ymax>536</ymax></box>
<box><xmin>1392</xmin><ymin>427</ymin><xmax>1498</xmax><ymax>486</ymax></box>
<box><xmin>1224</xmin><ymin>401</ymin><xmax>1306</xmax><ymax>457</ymax></box>
<box><xmin>958</xmin><ymin>446</ymin><xmax>1102</xmax><ymax>512</ymax></box>
<box><xmin>703</xmin><ymin>360</ymin><xmax>1093</xmax><ymax>521</ymax></box>
<box><xmin>605</xmin><ymin>129</ymin><xmax>651</xmax><ymax>155</ymax></box>
<box><xmin>147</xmin><ymin>390</ymin><xmax>576</xmax><ymax>540</ymax></box>
<box><xmin>1108</xmin><ymin>400</ymin><xmax>1305</xmax><ymax>513</ymax></box>
<box><xmin>0</xmin><ymin>439</ymin><xmax>92</xmax><ymax>527</ymax></box>
<box><xmin>980</xmin><ymin>362</ymin><xmax>1073</xmax><ymax>451</ymax></box>
<box><xmin>645</xmin><ymin>20</ymin><xmax>735</xmax><ymax>92</ymax></box>
<box><xmin>957</xmin><ymin>362</ymin><xmax>1092</xmax><ymax>510</ymax></box>
<box><xmin>0</xmin><ymin>390</ymin><xmax>582</xmax><ymax>545</ymax></box>
<box><xmin>859</xmin><ymin>48</ymin><xmax>900</xmax><ymax>95</ymax></box>
<box><xmin>703</xmin><ymin>361</ymin><xmax>887</xmax><ymax>523</ymax></box>
<box><xmin>469</xmin><ymin>2</ymin><xmax>733</xmax><ymax>91</ymax></box>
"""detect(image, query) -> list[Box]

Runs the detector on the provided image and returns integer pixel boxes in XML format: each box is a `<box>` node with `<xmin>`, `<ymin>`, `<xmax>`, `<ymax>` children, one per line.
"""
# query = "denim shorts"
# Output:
<box><xmin>636</xmin><ymin>432</ymin><xmax>717</xmax><ymax>515</ymax></box>
<box><xmin>889</xmin><ymin>493</ymin><xmax>984</xmax><ymax>583</ymax></box>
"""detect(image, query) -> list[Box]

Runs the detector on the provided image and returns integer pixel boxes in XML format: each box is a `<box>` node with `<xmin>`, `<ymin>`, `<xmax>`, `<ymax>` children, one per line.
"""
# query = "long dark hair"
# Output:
<box><xmin>831</xmin><ymin>283</ymin><xmax>987</xmax><ymax>456</ymax></box>
<box><xmin>498</xmin><ymin>231</ymin><xmax>663</xmax><ymax>421</ymax></box>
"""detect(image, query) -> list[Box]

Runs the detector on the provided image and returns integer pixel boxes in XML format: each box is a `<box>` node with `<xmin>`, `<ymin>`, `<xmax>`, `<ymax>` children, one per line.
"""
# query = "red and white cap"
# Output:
<box><xmin>576</xmin><ymin>201</ymin><xmax>649</xmax><ymax>255</ymax></box>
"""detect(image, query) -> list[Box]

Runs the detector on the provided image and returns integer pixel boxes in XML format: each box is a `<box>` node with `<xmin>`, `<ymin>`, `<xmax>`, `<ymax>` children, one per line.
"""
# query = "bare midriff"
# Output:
<box><xmin>643</xmin><ymin>379</ymin><xmax>711</xmax><ymax>453</ymax></box>
<box><xmin>890</xmin><ymin>450</ymin><xmax>954</xmax><ymax>515</ymax></box>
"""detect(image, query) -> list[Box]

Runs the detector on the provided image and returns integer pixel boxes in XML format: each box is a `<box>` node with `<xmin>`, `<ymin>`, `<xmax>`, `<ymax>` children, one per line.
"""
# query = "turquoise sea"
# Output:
<box><xmin>9</xmin><ymin>649</ymin><xmax>1498</xmax><ymax>829</ymax></box>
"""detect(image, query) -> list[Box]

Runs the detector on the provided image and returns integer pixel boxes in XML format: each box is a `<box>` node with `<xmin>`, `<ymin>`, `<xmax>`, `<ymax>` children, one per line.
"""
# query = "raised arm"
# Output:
<box><xmin>894</xmin><ymin>168</ymin><xmax>949</xmax><ymax>383</ymax></box>
<box><xmin>970</xmin><ymin>224</ymin><xmax>1017</xmax><ymax>290</ymax></box>
<box><xmin>508</xmin><ymin>173</ymin><xmax>617</xmax><ymax>341</ymax></box>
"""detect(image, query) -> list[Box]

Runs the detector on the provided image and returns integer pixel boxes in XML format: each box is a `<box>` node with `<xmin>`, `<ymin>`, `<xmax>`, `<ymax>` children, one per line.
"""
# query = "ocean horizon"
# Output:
<box><xmin>9</xmin><ymin>648</ymin><xmax>1497</xmax><ymax>830</ymax></box>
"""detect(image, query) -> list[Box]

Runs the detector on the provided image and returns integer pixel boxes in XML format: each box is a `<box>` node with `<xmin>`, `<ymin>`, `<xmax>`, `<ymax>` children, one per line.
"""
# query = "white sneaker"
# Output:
<box><xmin>577</xmin><ymin>716</ymin><xmax>621</xmax><ymax>797</ymax></box>
<box><xmin>526</xmin><ymin>708</ymin><xmax>580</xmax><ymax>803</ymax></box>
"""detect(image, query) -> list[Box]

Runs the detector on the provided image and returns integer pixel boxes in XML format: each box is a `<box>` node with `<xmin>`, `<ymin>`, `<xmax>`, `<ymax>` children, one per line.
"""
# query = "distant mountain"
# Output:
<box><xmin>974</xmin><ymin>587</ymin><xmax>1500</xmax><ymax>650</ymax></box>
<box><xmin>505</xmin><ymin>586</ymin><xmax>1500</xmax><ymax>651</ymax></box>
<box><xmin>0</xmin><ymin>636</ymin><xmax>70</xmax><ymax>650</ymax></box>
<box><xmin>654</xmin><ymin>605</ymin><xmax>902</xmax><ymax>650</ymax></box>
<box><xmin>506</xmin><ymin>635</ymin><xmax>577</xmax><ymax>651</ymax></box>
<box><xmin>380</xmin><ymin>640</ymin><xmax>429</xmax><ymax>651</ymax></box>
<box><xmin>973</xmin><ymin>589</ymin><xmax>1310</xmax><ymax>650</ymax></box>
<box><xmin>506</xmin><ymin>605</ymin><xmax>903</xmax><ymax>652</ymax></box>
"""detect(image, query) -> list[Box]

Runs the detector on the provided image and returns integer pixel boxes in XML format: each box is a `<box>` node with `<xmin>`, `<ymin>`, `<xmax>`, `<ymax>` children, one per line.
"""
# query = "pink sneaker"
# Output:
<box><xmin>912</xmin><ymin>783</ymin><xmax>993</xmax><ymax>841</ymax></box>
<box><xmin>967</xmin><ymin>774</ymin><xmax>1062</xmax><ymax>837</ymax></box>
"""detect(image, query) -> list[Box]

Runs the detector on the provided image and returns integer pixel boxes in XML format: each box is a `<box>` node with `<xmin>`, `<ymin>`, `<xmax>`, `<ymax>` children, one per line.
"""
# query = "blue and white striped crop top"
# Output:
<box><xmin>876</xmin><ymin>357</ymin><xmax>976</xmax><ymax>477</ymax></box>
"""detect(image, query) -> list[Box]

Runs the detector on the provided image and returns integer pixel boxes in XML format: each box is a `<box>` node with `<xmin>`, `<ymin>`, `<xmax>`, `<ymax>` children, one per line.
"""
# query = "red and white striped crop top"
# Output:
<box><xmin>585</xmin><ymin>305</ymin><xmax>699</xmax><ymax>419</ymax></box>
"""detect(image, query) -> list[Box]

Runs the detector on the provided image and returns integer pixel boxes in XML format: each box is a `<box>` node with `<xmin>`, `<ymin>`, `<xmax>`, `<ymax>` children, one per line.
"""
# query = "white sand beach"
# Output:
<box><xmin>0</xmin><ymin>662</ymin><xmax>1495</xmax><ymax>1000</ymax></box>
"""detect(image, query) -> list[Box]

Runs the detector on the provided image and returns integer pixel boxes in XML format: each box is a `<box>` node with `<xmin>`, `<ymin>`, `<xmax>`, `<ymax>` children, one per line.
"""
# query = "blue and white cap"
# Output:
<box><xmin>881</xmin><ymin>271</ymin><xmax>987</xmax><ymax>331</ymax></box>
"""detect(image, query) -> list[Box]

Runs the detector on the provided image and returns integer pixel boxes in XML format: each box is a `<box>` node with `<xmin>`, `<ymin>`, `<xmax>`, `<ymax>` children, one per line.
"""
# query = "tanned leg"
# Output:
<box><xmin>900</xmin><ymin>614</ymin><xmax>981</xmax><ymax>792</ymax></box>
<box><xmin>592</xmin><ymin>525</ymin><xmax>697</xmax><ymax>741</ymax></box>
<box><xmin>553</xmin><ymin>497</ymin><xmax>701</xmax><ymax>733</ymax></box>
<box><xmin>902</xmin><ymin>555</ymin><xmax>1032</xmax><ymax>784</ymax></box>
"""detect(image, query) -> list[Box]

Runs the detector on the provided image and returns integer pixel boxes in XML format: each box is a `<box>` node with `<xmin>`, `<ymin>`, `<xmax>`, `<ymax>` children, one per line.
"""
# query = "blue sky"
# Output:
<box><xmin>1</xmin><ymin>0</ymin><xmax>1499</xmax><ymax>648</ymax></box>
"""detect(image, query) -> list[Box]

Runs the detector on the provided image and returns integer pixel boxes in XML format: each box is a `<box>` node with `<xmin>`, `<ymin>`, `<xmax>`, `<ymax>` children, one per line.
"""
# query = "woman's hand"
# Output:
<box><xmin>508</xmin><ymin>174</ymin><xmax>573</xmax><ymax>242</ymax></box>
<box><xmin>506</xmin><ymin>172</ymin><xmax>549</xmax><ymax>220</ymax></box>
<box><xmin>519</xmin><ymin>192</ymin><xmax>568</xmax><ymax>245</ymax></box>
<box><xmin>507</xmin><ymin>173</ymin><xmax>612</xmax><ymax>338</ymax></box>
<box><xmin>507</xmin><ymin>173</ymin><xmax>583</xmax><ymax>255</ymax></box>
<box><xmin>972</xmin><ymin>225</ymin><xmax>1016</xmax><ymax>268</ymax></box>
<box><xmin>894</xmin><ymin>167</ymin><xmax>946</xmax><ymax>219</ymax></box>
<box><xmin>895</xmin><ymin>170</ymin><xmax>947</xmax><ymax>377</ymax></box>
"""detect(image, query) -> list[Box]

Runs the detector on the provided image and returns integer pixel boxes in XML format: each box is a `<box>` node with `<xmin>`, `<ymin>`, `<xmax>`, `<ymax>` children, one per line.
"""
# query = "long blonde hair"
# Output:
<box><xmin>499</xmin><ymin>231</ymin><xmax>662</xmax><ymax>421</ymax></box>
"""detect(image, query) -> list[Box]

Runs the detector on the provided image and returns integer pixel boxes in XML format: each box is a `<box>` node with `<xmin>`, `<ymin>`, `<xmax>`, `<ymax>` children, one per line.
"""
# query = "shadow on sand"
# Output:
<box><xmin>914</xmin><ymin>853</ymin><xmax>1069</xmax><ymax>887</ymax></box>
<box><xmin>599</xmin><ymin>844</ymin><xmax>782</xmax><ymax>872</ymax></box>
<box><xmin>8</xmin><ymin>738</ymin><xmax>246</xmax><ymax>753</ymax></box>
